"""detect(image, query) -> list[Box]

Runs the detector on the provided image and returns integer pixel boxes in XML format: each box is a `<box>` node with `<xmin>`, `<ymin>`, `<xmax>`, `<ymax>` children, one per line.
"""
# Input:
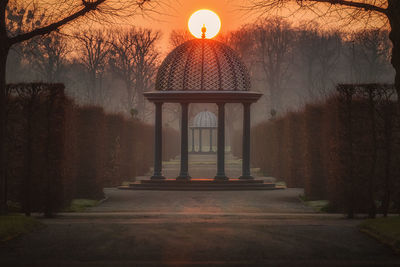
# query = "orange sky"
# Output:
<box><xmin>132</xmin><ymin>0</ymin><xmax>253</xmax><ymax>50</ymax></box>
<box><xmin>141</xmin><ymin>1</ymin><xmax>248</xmax><ymax>33</ymax></box>
<box><xmin>128</xmin><ymin>0</ymin><xmax>387</xmax><ymax>53</ymax></box>
<box><xmin>37</xmin><ymin>0</ymin><xmax>387</xmax><ymax>55</ymax></box>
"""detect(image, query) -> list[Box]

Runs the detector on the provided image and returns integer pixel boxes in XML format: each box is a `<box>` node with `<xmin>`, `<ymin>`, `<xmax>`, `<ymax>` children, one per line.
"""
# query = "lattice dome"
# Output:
<box><xmin>192</xmin><ymin>111</ymin><xmax>217</xmax><ymax>128</ymax></box>
<box><xmin>156</xmin><ymin>39</ymin><xmax>251</xmax><ymax>91</ymax></box>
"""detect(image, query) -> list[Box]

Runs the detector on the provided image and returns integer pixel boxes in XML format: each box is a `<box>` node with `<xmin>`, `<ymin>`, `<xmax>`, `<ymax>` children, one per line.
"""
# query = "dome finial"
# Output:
<box><xmin>201</xmin><ymin>24</ymin><xmax>206</xmax><ymax>39</ymax></box>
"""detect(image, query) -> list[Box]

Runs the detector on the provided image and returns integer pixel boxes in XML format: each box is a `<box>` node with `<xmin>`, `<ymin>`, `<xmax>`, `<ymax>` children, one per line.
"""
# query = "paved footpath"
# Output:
<box><xmin>1</xmin><ymin>188</ymin><xmax>399</xmax><ymax>266</ymax></box>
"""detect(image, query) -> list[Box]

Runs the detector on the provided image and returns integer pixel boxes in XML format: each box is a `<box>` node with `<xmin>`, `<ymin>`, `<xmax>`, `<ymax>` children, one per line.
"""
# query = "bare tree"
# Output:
<box><xmin>0</xmin><ymin>0</ymin><xmax>157</xmax><ymax>214</ymax></box>
<box><xmin>296</xmin><ymin>22</ymin><xmax>321</xmax><ymax>99</ymax></box>
<box><xmin>311</xmin><ymin>30</ymin><xmax>342</xmax><ymax>94</ymax></box>
<box><xmin>109</xmin><ymin>28</ymin><xmax>160</xmax><ymax>119</ymax></box>
<box><xmin>351</xmin><ymin>29</ymin><xmax>392</xmax><ymax>82</ymax></box>
<box><xmin>222</xmin><ymin>26</ymin><xmax>256</xmax><ymax>67</ymax></box>
<box><xmin>25</xmin><ymin>33</ymin><xmax>71</xmax><ymax>82</ymax></box>
<box><xmin>253</xmin><ymin>17</ymin><xmax>294</xmax><ymax>112</ymax></box>
<box><xmin>247</xmin><ymin>1</ymin><xmax>400</xmax><ymax>105</ymax></box>
<box><xmin>74</xmin><ymin>29</ymin><xmax>112</xmax><ymax>105</ymax></box>
<box><xmin>169</xmin><ymin>29</ymin><xmax>192</xmax><ymax>48</ymax></box>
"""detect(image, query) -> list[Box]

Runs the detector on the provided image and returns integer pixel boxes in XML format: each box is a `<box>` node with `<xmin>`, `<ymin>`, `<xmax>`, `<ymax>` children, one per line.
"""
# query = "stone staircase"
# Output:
<box><xmin>149</xmin><ymin>152</ymin><xmax>262</xmax><ymax>179</ymax></box>
<box><xmin>119</xmin><ymin>152</ymin><xmax>280</xmax><ymax>190</ymax></box>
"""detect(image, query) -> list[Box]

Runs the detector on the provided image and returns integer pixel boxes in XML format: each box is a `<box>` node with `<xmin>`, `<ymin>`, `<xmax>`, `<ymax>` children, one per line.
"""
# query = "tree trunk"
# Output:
<box><xmin>0</xmin><ymin>40</ymin><xmax>10</xmax><ymax>215</ymax></box>
<box><xmin>388</xmin><ymin>1</ymin><xmax>400</xmax><ymax>110</ymax></box>
<box><xmin>388</xmin><ymin>1</ymin><xmax>400</xmax><ymax>216</ymax></box>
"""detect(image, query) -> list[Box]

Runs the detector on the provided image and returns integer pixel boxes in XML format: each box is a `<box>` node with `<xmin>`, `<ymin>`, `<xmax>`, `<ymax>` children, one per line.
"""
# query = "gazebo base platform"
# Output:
<box><xmin>119</xmin><ymin>178</ymin><xmax>282</xmax><ymax>191</ymax></box>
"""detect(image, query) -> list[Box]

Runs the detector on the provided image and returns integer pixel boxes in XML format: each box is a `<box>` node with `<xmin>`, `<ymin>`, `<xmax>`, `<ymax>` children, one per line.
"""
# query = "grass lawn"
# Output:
<box><xmin>0</xmin><ymin>214</ymin><xmax>44</xmax><ymax>242</ymax></box>
<box><xmin>298</xmin><ymin>195</ymin><xmax>332</xmax><ymax>212</ymax></box>
<box><xmin>64</xmin><ymin>199</ymin><xmax>100</xmax><ymax>212</ymax></box>
<box><xmin>360</xmin><ymin>216</ymin><xmax>400</xmax><ymax>254</ymax></box>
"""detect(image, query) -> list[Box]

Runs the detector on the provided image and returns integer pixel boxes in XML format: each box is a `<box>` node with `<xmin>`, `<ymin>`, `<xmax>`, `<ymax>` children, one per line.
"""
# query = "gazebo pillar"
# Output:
<box><xmin>199</xmin><ymin>128</ymin><xmax>202</xmax><ymax>152</ymax></box>
<box><xmin>151</xmin><ymin>102</ymin><xmax>165</xmax><ymax>180</ymax></box>
<box><xmin>177</xmin><ymin>102</ymin><xmax>190</xmax><ymax>180</ymax></box>
<box><xmin>191</xmin><ymin>128</ymin><xmax>195</xmax><ymax>152</ymax></box>
<box><xmin>215</xmin><ymin>102</ymin><xmax>228</xmax><ymax>180</ymax></box>
<box><xmin>240</xmin><ymin>102</ymin><xmax>253</xmax><ymax>179</ymax></box>
<box><xmin>209</xmin><ymin>128</ymin><xmax>212</xmax><ymax>152</ymax></box>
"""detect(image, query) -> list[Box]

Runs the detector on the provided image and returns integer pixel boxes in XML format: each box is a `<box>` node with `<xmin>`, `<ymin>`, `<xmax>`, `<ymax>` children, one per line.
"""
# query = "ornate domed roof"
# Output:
<box><xmin>156</xmin><ymin>39</ymin><xmax>250</xmax><ymax>91</ymax></box>
<box><xmin>192</xmin><ymin>111</ymin><xmax>217</xmax><ymax>128</ymax></box>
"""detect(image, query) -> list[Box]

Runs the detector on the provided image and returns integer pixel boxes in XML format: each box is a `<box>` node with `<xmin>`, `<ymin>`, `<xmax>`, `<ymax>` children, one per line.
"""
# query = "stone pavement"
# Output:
<box><xmin>90</xmin><ymin>188</ymin><xmax>312</xmax><ymax>213</ymax></box>
<box><xmin>1</xmin><ymin>188</ymin><xmax>399</xmax><ymax>266</ymax></box>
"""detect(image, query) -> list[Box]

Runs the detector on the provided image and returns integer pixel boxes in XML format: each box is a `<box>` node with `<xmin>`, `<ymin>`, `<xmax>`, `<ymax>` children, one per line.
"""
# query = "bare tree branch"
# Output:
<box><xmin>297</xmin><ymin>0</ymin><xmax>387</xmax><ymax>14</ymax></box>
<box><xmin>9</xmin><ymin>0</ymin><xmax>107</xmax><ymax>45</ymax></box>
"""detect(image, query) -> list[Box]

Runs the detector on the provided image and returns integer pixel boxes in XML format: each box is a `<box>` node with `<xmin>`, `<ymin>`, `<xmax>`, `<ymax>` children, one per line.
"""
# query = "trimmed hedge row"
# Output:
<box><xmin>5</xmin><ymin>83</ymin><xmax>179</xmax><ymax>215</ymax></box>
<box><xmin>233</xmin><ymin>84</ymin><xmax>400</xmax><ymax>216</ymax></box>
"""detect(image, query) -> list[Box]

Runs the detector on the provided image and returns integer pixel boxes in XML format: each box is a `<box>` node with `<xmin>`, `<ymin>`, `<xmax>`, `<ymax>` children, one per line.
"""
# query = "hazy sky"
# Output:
<box><xmin>132</xmin><ymin>0</ymin><xmax>255</xmax><ymax>50</ymax></box>
<box><xmin>125</xmin><ymin>0</ymin><xmax>386</xmax><ymax>52</ymax></box>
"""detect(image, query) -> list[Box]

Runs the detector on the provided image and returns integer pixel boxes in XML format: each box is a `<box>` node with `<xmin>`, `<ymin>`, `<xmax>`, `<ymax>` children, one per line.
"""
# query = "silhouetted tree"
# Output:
<box><xmin>350</xmin><ymin>29</ymin><xmax>392</xmax><ymax>82</ymax></box>
<box><xmin>74</xmin><ymin>29</ymin><xmax>112</xmax><ymax>105</ymax></box>
<box><xmin>253</xmin><ymin>17</ymin><xmax>294</xmax><ymax>111</ymax></box>
<box><xmin>109</xmin><ymin>28</ymin><xmax>160</xmax><ymax>118</ymax></box>
<box><xmin>0</xmin><ymin>0</ymin><xmax>157</xmax><ymax>214</ymax></box>
<box><xmin>295</xmin><ymin>24</ymin><xmax>342</xmax><ymax>101</ymax></box>
<box><xmin>24</xmin><ymin>33</ymin><xmax>70</xmax><ymax>82</ymax></box>
<box><xmin>247</xmin><ymin>1</ymin><xmax>400</xmax><ymax>106</ymax></box>
<box><xmin>169</xmin><ymin>29</ymin><xmax>192</xmax><ymax>48</ymax></box>
<box><xmin>295</xmin><ymin>22</ymin><xmax>322</xmax><ymax>99</ymax></box>
<box><xmin>311</xmin><ymin>30</ymin><xmax>342</xmax><ymax>94</ymax></box>
<box><xmin>223</xmin><ymin>26</ymin><xmax>256</xmax><ymax>67</ymax></box>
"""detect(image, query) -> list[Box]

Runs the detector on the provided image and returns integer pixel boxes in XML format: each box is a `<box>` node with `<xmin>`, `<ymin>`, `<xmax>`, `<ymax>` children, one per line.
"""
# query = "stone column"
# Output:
<box><xmin>177</xmin><ymin>103</ymin><xmax>190</xmax><ymax>180</ymax></box>
<box><xmin>209</xmin><ymin>128</ymin><xmax>213</xmax><ymax>152</ymax></box>
<box><xmin>151</xmin><ymin>102</ymin><xmax>165</xmax><ymax>180</ymax></box>
<box><xmin>239</xmin><ymin>102</ymin><xmax>253</xmax><ymax>179</ymax></box>
<box><xmin>199</xmin><ymin>128</ymin><xmax>202</xmax><ymax>152</ymax></box>
<box><xmin>191</xmin><ymin>128</ymin><xmax>195</xmax><ymax>152</ymax></box>
<box><xmin>215</xmin><ymin>103</ymin><xmax>228</xmax><ymax>180</ymax></box>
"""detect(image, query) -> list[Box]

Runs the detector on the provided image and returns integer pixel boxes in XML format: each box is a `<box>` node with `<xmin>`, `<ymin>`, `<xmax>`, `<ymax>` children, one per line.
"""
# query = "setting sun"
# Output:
<box><xmin>188</xmin><ymin>9</ymin><xmax>221</xmax><ymax>39</ymax></box>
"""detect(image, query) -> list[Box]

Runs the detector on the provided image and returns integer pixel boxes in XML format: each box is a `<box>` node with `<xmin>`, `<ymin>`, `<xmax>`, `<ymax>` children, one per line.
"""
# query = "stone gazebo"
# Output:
<box><xmin>190</xmin><ymin>111</ymin><xmax>217</xmax><ymax>153</ymax></box>
<box><xmin>143</xmin><ymin>37</ymin><xmax>263</xmax><ymax>185</ymax></box>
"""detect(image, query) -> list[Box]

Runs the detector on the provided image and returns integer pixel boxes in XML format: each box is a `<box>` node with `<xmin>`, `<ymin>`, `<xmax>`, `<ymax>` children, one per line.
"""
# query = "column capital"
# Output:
<box><xmin>242</xmin><ymin>102</ymin><xmax>251</xmax><ymax>107</ymax></box>
<box><xmin>217</xmin><ymin>102</ymin><xmax>225</xmax><ymax>107</ymax></box>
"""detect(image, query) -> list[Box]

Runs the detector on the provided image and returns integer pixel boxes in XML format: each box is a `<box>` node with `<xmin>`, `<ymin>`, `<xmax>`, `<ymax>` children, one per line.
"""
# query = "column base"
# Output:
<box><xmin>214</xmin><ymin>175</ymin><xmax>229</xmax><ymax>181</ymax></box>
<box><xmin>239</xmin><ymin>175</ymin><xmax>254</xmax><ymax>180</ymax></box>
<box><xmin>176</xmin><ymin>175</ymin><xmax>191</xmax><ymax>180</ymax></box>
<box><xmin>151</xmin><ymin>175</ymin><xmax>166</xmax><ymax>180</ymax></box>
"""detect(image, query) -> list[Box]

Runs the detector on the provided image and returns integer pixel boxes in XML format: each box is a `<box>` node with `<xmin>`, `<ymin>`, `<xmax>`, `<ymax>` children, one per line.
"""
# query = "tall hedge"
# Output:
<box><xmin>303</xmin><ymin>104</ymin><xmax>325</xmax><ymax>200</ymax></box>
<box><xmin>74</xmin><ymin>106</ymin><xmax>106</xmax><ymax>199</ymax></box>
<box><xmin>6</xmin><ymin>83</ymin><xmax>66</xmax><ymax>216</ymax></box>
<box><xmin>233</xmin><ymin>84</ymin><xmax>400</xmax><ymax>216</ymax></box>
<box><xmin>5</xmin><ymin>83</ymin><xmax>180</xmax><ymax>215</ymax></box>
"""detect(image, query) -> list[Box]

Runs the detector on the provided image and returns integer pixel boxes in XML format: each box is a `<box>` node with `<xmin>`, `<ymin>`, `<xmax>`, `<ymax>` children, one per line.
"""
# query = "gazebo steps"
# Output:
<box><xmin>171</xmin><ymin>153</ymin><xmax>239</xmax><ymax>161</ymax></box>
<box><xmin>162</xmin><ymin>161</ymin><xmax>244</xmax><ymax>165</ymax></box>
<box><xmin>141</xmin><ymin>179</ymin><xmax>264</xmax><ymax>184</ymax></box>
<box><xmin>147</xmin><ymin>171</ymin><xmax>261</xmax><ymax>179</ymax></box>
<box><xmin>119</xmin><ymin>179</ymin><xmax>281</xmax><ymax>191</ymax></box>
<box><xmin>148</xmin><ymin>167</ymin><xmax>262</xmax><ymax>179</ymax></box>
